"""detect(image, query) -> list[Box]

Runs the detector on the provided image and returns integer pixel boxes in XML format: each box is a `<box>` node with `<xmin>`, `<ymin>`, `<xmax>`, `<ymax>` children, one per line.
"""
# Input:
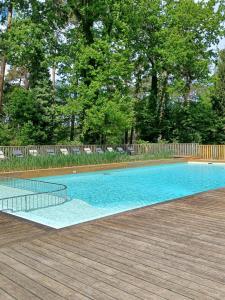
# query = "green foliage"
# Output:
<box><xmin>212</xmin><ymin>50</ymin><xmax>225</xmax><ymax>117</ymax></box>
<box><xmin>0</xmin><ymin>0</ymin><xmax>225</xmax><ymax>146</ymax></box>
<box><xmin>0</xmin><ymin>124</ymin><xmax>12</xmax><ymax>145</ymax></box>
<box><xmin>4</xmin><ymin>83</ymin><xmax>56</xmax><ymax>144</ymax></box>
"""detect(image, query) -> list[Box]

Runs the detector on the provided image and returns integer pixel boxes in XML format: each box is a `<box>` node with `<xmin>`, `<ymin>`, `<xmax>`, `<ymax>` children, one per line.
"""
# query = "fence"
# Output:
<box><xmin>132</xmin><ymin>143</ymin><xmax>199</xmax><ymax>156</ymax></box>
<box><xmin>0</xmin><ymin>143</ymin><xmax>225</xmax><ymax>160</ymax></box>
<box><xmin>0</xmin><ymin>176</ymin><xmax>69</xmax><ymax>212</ymax></box>
<box><xmin>198</xmin><ymin>145</ymin><xmax>225</xmax><ymax>160</ymax></box>
<box><xmin>0</xmin><ymin>143</ymin><xmax>199</xmax><ymax>158</ymax></box>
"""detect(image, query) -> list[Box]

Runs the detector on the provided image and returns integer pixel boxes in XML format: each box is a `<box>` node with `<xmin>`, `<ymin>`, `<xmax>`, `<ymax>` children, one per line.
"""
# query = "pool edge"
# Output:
<box><xmin>3</xmin><ymin>185</ymin><xmax>225</xmax><ymax>231</ymax></box>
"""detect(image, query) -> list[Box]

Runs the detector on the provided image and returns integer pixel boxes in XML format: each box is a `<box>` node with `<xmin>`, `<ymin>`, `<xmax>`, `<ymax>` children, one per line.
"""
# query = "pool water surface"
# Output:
<box><xmin>11</xmin><ymin>162</ymin><xmax>225</xmax><ymax>228</ymax></box>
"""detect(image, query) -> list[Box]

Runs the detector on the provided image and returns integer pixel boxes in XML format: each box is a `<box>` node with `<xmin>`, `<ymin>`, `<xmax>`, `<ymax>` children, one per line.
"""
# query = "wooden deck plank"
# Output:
<box><xmin>0</xmin><ymin>261</ymin><xmax>64</xmax><ymax>300</ymax></box>
<box><xmin>0</xmin><ymin>288</ymin><xmax>15</xmax><ymax>300</ymax></box>
<box><xmin>39</xmin><ymin>233</ymin><xmax>223</xmax><ymax>299</ymax></box>
<box><xmin>0</xmin><ymin>213</ymin><xmax>52</xmax><ymax>247</ymax></box>
<box><xmin>0</xmin><ymin>273</ymin><xmax>40</xmax><ymax>300</ymax></box>
<box><xmin>58</xmin><ymin>230</ymin><xmax>225</xmax><ymax>296</ymax></box>
<box><xmin>34</xmin><ymin>235</ymin><xmax>215</xmax><ymax>300</ymax></box>
<box><xmin>17</xmin><ymin>242</ymin><xmax>169</xmax><ymax>300</ymax></box>
<box><xmin>0</xmin><ymin>188</ymin><xmax>225</xmax><ymax>299</ymax></box>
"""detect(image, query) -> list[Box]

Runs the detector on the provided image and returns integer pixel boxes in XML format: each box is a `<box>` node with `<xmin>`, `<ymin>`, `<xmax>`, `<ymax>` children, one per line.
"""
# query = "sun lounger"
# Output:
<box><xmin>116</xmin><ymin>147</ymin><xmax>125</xmax><ymax>153</ymax></box>
<box><xmin>96</xmin><ymin>147</ymin><xmax>104</xmax><ymax>154</ymax></box>
<box><xmin>60</xmin><ymin>148</ymin><xmax>69</xmax><ymax>155</ymax></box>
<box><xmin>106</xmin><ymin>147</ymin><xmax>114</xmax><ymax>152</ymax></box>
<box><xmin>84</xmin><ymin>147</ymin><xmax>92</xmax><ymax>154</ymax></box>
<box><xmin>0</xmin><ymin>150</ymin><xmax>6</xmax><ymax>160</ymax></box>
<box><xmin>12</xmin><ymin>149</ymin><xmax>24</xmax><ymax>158</ymax></box>
<box><xmin>29</xmin><ymin>149</ymin><xmax>38</xmax><ymax>156</ymax></box>
<box><xmin>46</xmin><ymin>149</ymin><xmax>56</xmax><ymax>156</ymax></box>
<box><xmin>72</xmin><ymin>147</ymin><xmax>81</xmax><ymax>154</ymax></box>
<box><xmin>127</xmin><ymin>146</ymin><xmax>135</xmax><ymax>155</ymax></box>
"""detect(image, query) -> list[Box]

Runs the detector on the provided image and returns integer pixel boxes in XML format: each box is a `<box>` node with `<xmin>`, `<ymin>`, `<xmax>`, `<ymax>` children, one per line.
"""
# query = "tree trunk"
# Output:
<box><xmin>0</xmin><ymin>58</ymin><xmax>6</xmax><ymax>113</ymax></box>
<box><xmin>0</xmin><ymin>2</ymin><xmax>13</xmax><ymax>113</ymax></box>
<box><xmin>129</xmin><ymin>127</ymin><xmax>134</xmax><ymax>144</ymax></box>
<box><xmin>158</xmin><ymin>73</ymin><xmax>168</xmax><ymax>128</ymax></box>
<box><xmin>124</xmin><ymin>130</ymin><xmax>128</xmax><ymax>144</ymax></box>
<box><xmin>24</xmin><ymin>71</ymin><xmax>30</xmax><ymax>89</ymax></box>
<box><xmin>151</xmin><ymin>72</ymin><xmax>158</xmax><ymax>106</ymax></box>
<box><xmin>52</xmin><ymin>66</ymin><xmax>56</xmax><ymax>103</ymax></box>
<box><xmin>183</xmin><ymin>75</ymin><xmax>192</xmax><ymax>104</ymax></box>
<box><xmin>52</xmin><ymin>66</ymin><xmax>56</xmax><ymax>90</ymax></box>
<box><xmin>149</xmin><ymin>59</ymin><xmax>158</xmax><ymax>109</ymax></box>
<box><xmin>70</xmin><ymin>114</ymin><xmax>75</xmax><ymax>141</ymax></box>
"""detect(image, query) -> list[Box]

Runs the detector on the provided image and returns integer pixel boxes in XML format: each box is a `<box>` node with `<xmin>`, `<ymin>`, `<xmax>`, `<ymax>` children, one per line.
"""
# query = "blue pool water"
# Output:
<box><xmin>11</xmin><ymin>162</ymin><xmax>225</xmax><ymax>228</ymax></box>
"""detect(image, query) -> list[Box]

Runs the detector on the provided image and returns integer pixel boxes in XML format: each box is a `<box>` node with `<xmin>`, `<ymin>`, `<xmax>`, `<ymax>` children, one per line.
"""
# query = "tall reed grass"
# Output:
<box><xmin>0</xmin><ymin>151</ymin><xmax>172</xmax><ymax>172</ymax></box>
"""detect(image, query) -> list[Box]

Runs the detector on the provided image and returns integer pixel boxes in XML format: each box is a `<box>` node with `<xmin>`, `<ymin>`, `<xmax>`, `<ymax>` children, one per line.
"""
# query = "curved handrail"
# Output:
<box><xmin>0</xmin><ymin>176</ymin><xmax>69</xmax><ymax>212</ymax></box>
<box><xmin>0</xmin><ymin>177</ymin><xmax>67</xmax><ymax>200</ymax></box>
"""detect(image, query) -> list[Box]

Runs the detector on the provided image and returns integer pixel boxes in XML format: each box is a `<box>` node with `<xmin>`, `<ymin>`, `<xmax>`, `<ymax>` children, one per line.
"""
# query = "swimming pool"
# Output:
<box><xmin>10</xmin><ymin>162</ymin><xmax>225</xmax><ymax>228</ymax></box>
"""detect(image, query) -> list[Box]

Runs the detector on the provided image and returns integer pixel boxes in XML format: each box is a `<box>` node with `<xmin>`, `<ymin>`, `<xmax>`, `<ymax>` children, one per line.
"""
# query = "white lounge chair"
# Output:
<box><xmin>0</xmin><ymin>150</ymin><xmax>6</xmax><ymax>160</ymax></box>
<box><xmin>106</xmin><ymin>147</ymin><xmax>114</xmax><ymax>152</ymax></box>
<box><xmin>29</xmin><ymin>149</ymin><xmax>38</xmax><ymax>156</ymax></box>
<box><xmin>60</xmin><ymin>148</ymin><xmax>69</xmax><ymax>155</ymax></box>
<box><xmin>84</xmin><ymin>147</ymin><xmax>92</xmax><ymax>154</ymax></box>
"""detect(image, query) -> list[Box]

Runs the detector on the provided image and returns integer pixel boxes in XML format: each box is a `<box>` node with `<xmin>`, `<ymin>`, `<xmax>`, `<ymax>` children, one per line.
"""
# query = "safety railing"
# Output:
<box><xmin>0</xmin><ymin>177</ymin><xmax>69</xmax><ymax>212</ymax></box>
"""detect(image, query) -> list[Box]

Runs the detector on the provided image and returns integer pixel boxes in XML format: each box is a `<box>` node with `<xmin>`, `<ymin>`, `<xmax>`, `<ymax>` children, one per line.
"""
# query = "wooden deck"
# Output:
<box><xmin>0</xmin><ymin>189</ymin><xmax>225</xmax><ymax>299</ymax></box>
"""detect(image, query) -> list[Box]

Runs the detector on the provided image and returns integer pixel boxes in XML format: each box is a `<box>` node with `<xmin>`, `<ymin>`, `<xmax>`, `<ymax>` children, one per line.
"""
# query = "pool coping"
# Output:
<box><xmin>59</xmin><ymin>186</ymin><xmax>225</xmax><ymax>231</ymax></box>
<box><xmin>0</xmin><ymin>158</ymin><xmax>187</xmax><ymax>178</ymax></box>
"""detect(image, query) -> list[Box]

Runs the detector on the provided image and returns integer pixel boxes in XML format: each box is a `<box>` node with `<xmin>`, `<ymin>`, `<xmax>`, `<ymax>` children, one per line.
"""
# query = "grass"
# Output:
<box><xmin>0</xmin><ymin>151</ymin><xmax>173</xmax><ymax>172</ymax></box>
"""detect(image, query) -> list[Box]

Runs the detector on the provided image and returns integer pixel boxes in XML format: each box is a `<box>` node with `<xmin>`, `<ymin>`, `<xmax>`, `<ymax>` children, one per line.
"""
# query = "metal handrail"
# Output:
<box><xmin>0</xmin><ymin>177</ymin><xmax>67</xmax><ymax>200</ymax></box>
<box><xmin>0</xmin><ymin>176</ymin><xmax>69</xmax><ymax>212</ymax></box>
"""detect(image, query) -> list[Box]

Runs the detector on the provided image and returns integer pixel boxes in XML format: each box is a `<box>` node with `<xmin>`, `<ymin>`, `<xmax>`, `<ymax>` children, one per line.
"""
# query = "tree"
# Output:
<box><xmin>0</xmin><ymin>0</ymin><xmax>13</xmax><ymax>113</ymax></box>
<box><xmin>131</xmin><ymin>0</ymin><xmax>224</xmax><ymax>141</ymax></box>
<box><xmin>59</xmin><ymin>1</ymin><xmax>135</xmax><ymax>143</ymax></box>
<box><xmin>5</xmin><ymin>81</ymin><xmax>56</xmax><ymax>144</ymax></box>
<box><xmin>0</xmin><ymin>0</ymin><xmax>225</xmax><ymax>145</ymax></box>
<box><xmin>212</xmin><ymin>49</ymin><xmax>225</xmax><ymax>117</ymax></box>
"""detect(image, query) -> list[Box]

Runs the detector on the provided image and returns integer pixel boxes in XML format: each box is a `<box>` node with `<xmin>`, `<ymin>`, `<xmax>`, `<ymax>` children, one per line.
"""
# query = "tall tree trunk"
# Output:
<box><xmin>157</xmin><ymin>73</ymin><xmax>168</xmax><ymax>140</ymax></box>
<box><xmin>149</xmin><ymin>68</ymin><xmax>158</xmax><ymax>142</ymax></box>
<box><xmin>129</xmin><ymin>127</ymin><xmax>134</xmax><ymax>144</ymax></box>
<box><xmin>52</xmin><ymin>65</ymin><xmax>56</xmax><ymax>103</ymax></box>
<box><xmin>0</xmin><ymin>58</ymin><xmax>6</xmax><ymax>113</ymax></box>
<box><xmin>70</xmin><ymin>114</ymin><xmax>75</xmax><ymax>141</ymax></box>
<box><xmin>150</xmin><ymin>72</ymin><xmax>158</xmax><ymax>107</ymax></box>
<box><xmin>23</xmin><ymin>71</ymin><xmax>30</xmax><ymax>89</ymax></box>
<box><xmin>0</xmin><ymin>2</ymin><xmax>13</xmax><ymax>113</ymax></box>
<box><xmin>183</xmin><ymin>75</ymin><xmax>192</xmax><ymax>104</ymax></box>
<box><xmin>52</xmin><ymin>66</ymin><xmax>56</xmax><ymax>90</ymax></box>
<box><xmin>124</xmin><ymin>130</ymin><xmax>128</xmax><ymax>144</ymax></box>
<box><xmin>149</xmin><ymin>59</ymin><xmax>158</xmax><ymax>109</ymax></box>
